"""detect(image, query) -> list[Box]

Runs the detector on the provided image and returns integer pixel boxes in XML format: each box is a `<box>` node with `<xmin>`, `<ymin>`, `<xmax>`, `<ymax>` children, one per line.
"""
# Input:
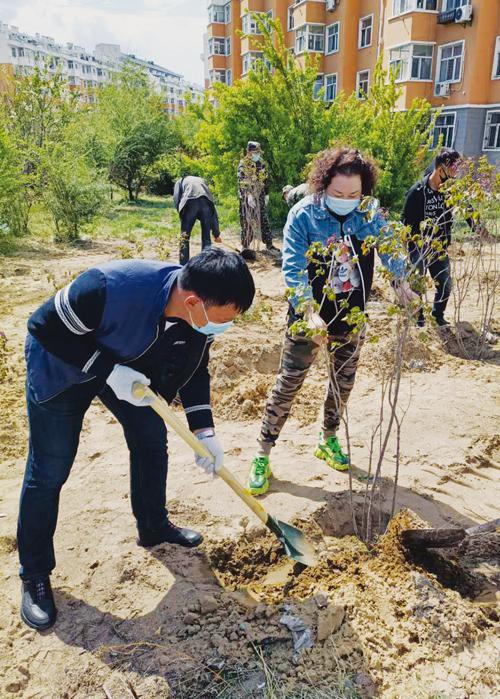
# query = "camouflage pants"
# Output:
<box><xmin>258</xmin><ymin>331</ymin><xmax>365</xmax><ymax>454</ymax></box>
<box><xmin>239</xmin><ymin>191</ymin><xmax>273</xmax><ymax>248</ymax></box>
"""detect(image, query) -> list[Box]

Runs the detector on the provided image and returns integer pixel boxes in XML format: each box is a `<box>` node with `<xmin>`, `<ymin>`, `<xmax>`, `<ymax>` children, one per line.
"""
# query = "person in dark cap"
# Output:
<box><xmin>237</xmin><ymin>141</ymin><xmax>279</xmax><ymax>256</ymax></box>
<box><xmin>402</xmin><ymin>148</ymin><xmax>481</xmax><ymax>327</ymax></box>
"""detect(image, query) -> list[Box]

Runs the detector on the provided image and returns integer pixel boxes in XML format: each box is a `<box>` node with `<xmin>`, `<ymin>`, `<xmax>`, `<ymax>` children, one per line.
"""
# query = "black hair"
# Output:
<box><xmin>179</xmin><ymin>247</ymin><xmax>255</xmax><ymax>312</ymax></box>
<box><xmin>435</xmin><ymin>148</ymin><xmax>461</xmax><ymax>168</ymax></box>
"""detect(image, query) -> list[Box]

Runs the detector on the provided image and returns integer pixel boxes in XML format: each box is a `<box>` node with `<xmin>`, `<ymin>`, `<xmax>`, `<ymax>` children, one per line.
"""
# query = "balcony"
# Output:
<box><xmin>437</xmin><ymin>9</ymin><xmax>457</xmax><ymax>24</ymax></box>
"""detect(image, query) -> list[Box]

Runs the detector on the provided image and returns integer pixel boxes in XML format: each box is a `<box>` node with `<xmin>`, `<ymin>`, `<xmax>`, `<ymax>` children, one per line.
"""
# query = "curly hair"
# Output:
<box><xmin>308</xmin><ymin>147</ymin><xmax>378</xmax><ymax>196</ymax></box>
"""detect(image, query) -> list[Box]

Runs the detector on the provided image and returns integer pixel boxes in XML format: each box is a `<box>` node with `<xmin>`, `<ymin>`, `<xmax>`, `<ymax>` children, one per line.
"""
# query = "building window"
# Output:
<box><xmin>11</xmin><ymin>47</ymin><xmax>16</xmax><ymax>57</ymax></box>
<box><xmin>437</xmin><ymin>41</ymin><xmax>464</xmax><ymax>83</ymax></box>
<box><xmin>412</xmin><ymin>44</ymin><xmax>433</xmax><ymax>79</ymax></box>
<box><xmin>359</xmin><ymin>15</ymin><xmax>373</xmax><ymax>49</ymax></box>
<box><xmin>390</xmin><ymin>44</ymin><xmax>433</xmax><ymax>80</ymax></box>
<box><xmin>287</xmin><ymin>5</ymin><xmax>294</xmax><ymax>31</ymax></box>
<box><xmin>324</xmin><ymin>73</ymin><xmax>337</xmax><ymax>102</ymax></box>
<box><xmin>208</xmin><ymin>3</ymin><xmax>230</xmax><ymax>24</ymax></box>
<box><xmin>242</xmin><ymin>51</ymin><xmax>264</xmax><ymax>75</ymax></box>
<box><xmin>326</xmin><ymin>22</ymin><xmax>340</xmax><ymax>55</ymax></box>
<box><xmin>443</xmin><ymin>0</ymin><xmax>468</xmax><ymax>10</ymax></box>
<box><xmin>313</xmin><ymin>74</ymin><xmax>324</xmax><ymax>98</ymax></box>
<box><xmin>209</xmin><ymin>69</ymin><xmax>231</xmax><ymax>85</ymax></box>
<box><xmin>295</xmin><ymin>25</ymin><xmax>325</xmax><ymax>54</ymax></box>
<box><xmin>432</xmin><ymin>112</ymin><xmax>456</xmax><ymax>148</ymax></box>
<box><xmin>492</xmin><ymin>37</ymin><xmax>500</xmax><ymax>80</ymax></box>
<box><xmin>390</xmin><ymin>46</ymin><xmax>410</xmax><ymax>80</ymax></box>
<box><xmin>242</xmin><ymin>13</ymin><xmax>262</xmax><ymax>34</ymax></box>
<box><xmin>393</xmin><ymin>0</ymin><xmax>437</xmax><ymax>14</ymax></box>
<box><xmin>356</xmin><ymin>70</ymin><xmax>370</xmax><ymax>98</ymax></box>
<box><xmin>483</xmin><ymin>111</ymin><xmax>500</xmax><ymax>151</ymax></box>
<box><xmin>208</xmin><ymin>37</ymin><xmax>228</xmax><ymax>56</ymax></box>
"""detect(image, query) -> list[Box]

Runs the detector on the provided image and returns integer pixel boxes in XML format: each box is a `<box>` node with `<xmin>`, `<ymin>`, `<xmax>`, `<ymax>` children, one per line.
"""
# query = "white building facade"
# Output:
<box><xmin>0</xmin><ymin>22</ymin><xmax>204</xmax><ymax>113</ymax></box>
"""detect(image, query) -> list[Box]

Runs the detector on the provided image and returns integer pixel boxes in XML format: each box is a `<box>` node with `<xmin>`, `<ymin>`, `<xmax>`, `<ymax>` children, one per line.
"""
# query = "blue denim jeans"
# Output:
<box><xmin>18</xmin><ymin>379</ymin><xmax>168</xmax><ymax>580</ymax></box>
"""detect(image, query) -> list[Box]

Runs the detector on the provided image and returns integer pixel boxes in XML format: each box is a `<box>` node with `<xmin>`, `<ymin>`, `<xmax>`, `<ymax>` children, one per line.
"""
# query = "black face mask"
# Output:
<box><xmin>439</xmin><ymin>167</ymin><xmax>450</xmax><ymax>184</ymax></box>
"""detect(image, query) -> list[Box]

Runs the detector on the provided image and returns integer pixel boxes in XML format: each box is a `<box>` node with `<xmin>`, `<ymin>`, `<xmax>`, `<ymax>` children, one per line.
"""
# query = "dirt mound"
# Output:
<box><xmin>202</xmin><ymin>509</ymin><xmax>498</xmax><ymax>697</ymax></box>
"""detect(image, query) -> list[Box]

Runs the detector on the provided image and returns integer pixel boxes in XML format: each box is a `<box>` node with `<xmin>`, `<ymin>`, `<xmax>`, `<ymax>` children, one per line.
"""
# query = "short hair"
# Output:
<box><xmin>179</xmin><ymin>247</ymin><xmax>255</xmax><ymax>313</ymax></box>
<box><xmin>282</xmin><ymin>185</ymin><xmax>293</xmax><ymax>195</ymax></box>
<box><xmin>435</xmin><ymin>148</ymin><xmax>461</xmax><ymax>168</ymax></box>
<box><xmin>247</xmin><ymin>141</ymin><xmax>261</xmax><ymax>151</ymax></box>
<box><xmin>308</xmin><ymin>146</ymin><xmax>378</xmax><ymax>196</ymax></box>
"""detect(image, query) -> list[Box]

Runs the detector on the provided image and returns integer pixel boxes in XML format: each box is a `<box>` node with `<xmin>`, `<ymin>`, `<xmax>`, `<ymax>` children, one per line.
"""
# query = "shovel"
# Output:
<box><xmin>218</xmin><ymin>239</ymin><xmax>257</xmax><ymax>262</ymax></box>
<box><xmin>133</xmin><ymin>383</ymin><xmax>317</xmax><ymax>567</ymax></box>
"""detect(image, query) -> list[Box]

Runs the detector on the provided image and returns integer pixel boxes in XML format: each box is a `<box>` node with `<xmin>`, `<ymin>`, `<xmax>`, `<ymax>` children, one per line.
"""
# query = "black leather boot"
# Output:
<box><xmin>21</xmin><ymin>577</ymin><xmax>57</xmax><ymax>630</ymax></box>
<box><xmin>137</xmin><ymin>520</ymin><xmax>203</xmax><ymax>548</ymax></box>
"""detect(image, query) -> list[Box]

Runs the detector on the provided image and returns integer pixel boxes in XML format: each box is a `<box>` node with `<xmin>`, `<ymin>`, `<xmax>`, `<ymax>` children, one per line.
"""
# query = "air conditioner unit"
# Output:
<box><xmin>435</xmin><ymin>82</ymin><xmax>450</xmax><ymax>97</ymax></box>
<box><xmin>455</xmin><ymin>4</ymin><xmax>472</xmax><ymax>23</ymax></box>
<box><xmin>326</xmin><ymin>0</ymin><xmax>338</xmax><ymax>11</ymax></box>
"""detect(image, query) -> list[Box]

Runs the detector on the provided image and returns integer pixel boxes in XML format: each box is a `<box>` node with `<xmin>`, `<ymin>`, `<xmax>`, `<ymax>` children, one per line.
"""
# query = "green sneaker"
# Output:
<box><xmin>314</xmin><ymin>435</ymin><xmax>349</xmax><ymax>471</ymax></box>
<box><xmin>247</xmin><ymin>456</ymin><xmax>272</xmax><ymax>496</ymax></box>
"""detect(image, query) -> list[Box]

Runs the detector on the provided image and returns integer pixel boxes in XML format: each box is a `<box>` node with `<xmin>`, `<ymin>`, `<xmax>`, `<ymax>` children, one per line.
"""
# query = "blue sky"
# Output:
<box><xmin>0</xmin><ymin>0</ymin><xmax>207</xmax><ymax>83</ymax></box>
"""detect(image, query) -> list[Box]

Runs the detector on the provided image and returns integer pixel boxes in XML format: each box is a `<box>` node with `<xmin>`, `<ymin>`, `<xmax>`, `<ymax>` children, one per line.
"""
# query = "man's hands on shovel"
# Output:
<box><xmin>193</xmin><ymin>428</ymin><xmax>224</xmax><ymax>477</ymax></box>
<box><xmin>106</xmin><ymin>365</ymin><xmax>153</xmax><ymax>406</ymax></box>
<box><xmin>113</xmin><ymin>373</ymin><xmax>224</xmax><ymax>476</ymax></box>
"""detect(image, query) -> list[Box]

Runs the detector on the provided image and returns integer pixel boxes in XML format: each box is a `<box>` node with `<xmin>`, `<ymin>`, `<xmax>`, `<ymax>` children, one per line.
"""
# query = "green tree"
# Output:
<box><xmin>192</xmin><ymin>16</ymin><xmax>329</xmax><ymax>197</ymax></box>
<box><xmin>0</xmin><ymin>125</ymin><xmax>29</xmax><ymax>236</ymax></box>
<box><xmin>1</xmin><ymin>62</ymin><xmax>80</xmax><ymax>169</ymax></box>
<box><xmin>71</xmin><ymin>66</ymin><xmax>176</xmax><ymax>200</ymax></box>
<box><xmin>43</xmin><ymin>150</ymin><xmax>107</xmax><ymax>242</ymax></box>
<box><xmin>188</xmin><ymin>15</ymin><xmax>437</xmax><ymax>216</ymax></box>
<box><xmin>109</xmin><ymin>115</ymin><xmax>173</xmax><ymax>200</ymax></box>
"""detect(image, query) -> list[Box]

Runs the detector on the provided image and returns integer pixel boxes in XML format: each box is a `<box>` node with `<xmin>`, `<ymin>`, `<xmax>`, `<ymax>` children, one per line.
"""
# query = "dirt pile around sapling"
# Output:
<box><xmin>201</xmin><ymin>510</ymin><xmax>499</xmax><ymax>696</ymax></box>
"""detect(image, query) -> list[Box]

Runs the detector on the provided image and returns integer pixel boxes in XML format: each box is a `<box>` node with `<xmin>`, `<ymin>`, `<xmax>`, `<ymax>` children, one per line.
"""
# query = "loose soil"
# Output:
<box><xmin>0</xmin><ymin>235</ymin><xmax>499</xmax><ymax>698</ymax></box>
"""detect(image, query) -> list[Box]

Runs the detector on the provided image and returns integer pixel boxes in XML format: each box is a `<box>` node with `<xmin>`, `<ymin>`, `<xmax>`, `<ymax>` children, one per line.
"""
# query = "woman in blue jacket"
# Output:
<box><xmin>247</xmin><ymin>146</ymin><xmax>416</xmax><ymax>495</ymax></box>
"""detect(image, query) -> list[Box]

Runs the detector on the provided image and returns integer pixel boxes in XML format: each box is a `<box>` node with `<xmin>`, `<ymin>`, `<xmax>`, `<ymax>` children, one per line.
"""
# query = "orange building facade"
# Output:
<box><xmin>206</xmin><ymin>0</ymin><xmax>500</xmax><ymax>163</ymax></box>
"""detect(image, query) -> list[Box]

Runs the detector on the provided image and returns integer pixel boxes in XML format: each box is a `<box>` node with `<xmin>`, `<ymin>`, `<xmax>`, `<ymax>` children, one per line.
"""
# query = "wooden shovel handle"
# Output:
<box><xmin>133</xmin><ymin>383</ymin><xmax>269</xmax><ymax>527</ymax></box>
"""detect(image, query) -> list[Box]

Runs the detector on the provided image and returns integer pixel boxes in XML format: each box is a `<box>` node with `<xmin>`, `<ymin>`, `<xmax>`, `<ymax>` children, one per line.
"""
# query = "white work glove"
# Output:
<box><xmin>304</xmin><ymin>305</ymin><xmax>328</xmax><ymax>345</ymax></box>
<box><xmin>106</xmin><ymin>364</ymin><xmax>153</xmax><ymax>407</ymax></box>
<box><xmin>247</xmin><ymin>193</ymin><xmax>256</xmax><ymax>208</ymax></box>
<box><xmin>265</xmin><ymin>194</ymin><xmax>269</xmax><ymax>207</ymax></box>
<box><xmin>194</xmin><ymin>429</ymin><xmax>223</xmax><ymax>476</ymax></box>
<box><xmin>393</xmin><ymin>280</ymin><xmax>420</xmax><ymax>308</ymax></box>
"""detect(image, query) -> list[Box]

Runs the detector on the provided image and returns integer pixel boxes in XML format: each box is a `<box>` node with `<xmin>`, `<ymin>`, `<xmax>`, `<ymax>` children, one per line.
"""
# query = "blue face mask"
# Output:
<box><xmin>325</xmin><ymin>195</ymin><xmax>360</xmax><ymax>217</ymax></box>
<box><xmin>188</xmin><ymin>301</ymin><xmax>234</xmax><ymax>336</ymax></box>
<box><xmin>251</xmin><ymin>153</ymin><xmax>261</xmax><ymax>162</ymax></box>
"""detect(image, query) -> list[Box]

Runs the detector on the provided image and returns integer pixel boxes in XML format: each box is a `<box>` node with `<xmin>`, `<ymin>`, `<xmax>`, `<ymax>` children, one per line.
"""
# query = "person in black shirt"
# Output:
<box><xmin>402</xmin><ymin>148</ymin><xmax>463</xmax><ymax>326</ymax></box>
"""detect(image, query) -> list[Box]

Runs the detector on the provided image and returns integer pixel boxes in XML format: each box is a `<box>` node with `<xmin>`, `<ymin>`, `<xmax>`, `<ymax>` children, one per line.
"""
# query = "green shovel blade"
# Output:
<box><xmin>266</xmin><ymin>515</ymin><xmax>317</xmax><ymax>567</ymax></box>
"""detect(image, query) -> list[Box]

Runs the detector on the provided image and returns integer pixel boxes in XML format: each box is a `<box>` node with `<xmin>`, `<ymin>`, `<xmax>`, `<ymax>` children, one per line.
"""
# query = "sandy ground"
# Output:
<box><xmin>0</xmin><ymin>235</ymin><xmax>499</xmax><ymax>698</ymax></box>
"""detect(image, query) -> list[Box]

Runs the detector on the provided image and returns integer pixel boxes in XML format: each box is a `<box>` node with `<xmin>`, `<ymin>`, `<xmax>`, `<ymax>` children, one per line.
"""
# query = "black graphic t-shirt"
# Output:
<box><xmin>402</xmin><ymin>176</ymin><xmax>453</xmax><ymax>250</ymax></box>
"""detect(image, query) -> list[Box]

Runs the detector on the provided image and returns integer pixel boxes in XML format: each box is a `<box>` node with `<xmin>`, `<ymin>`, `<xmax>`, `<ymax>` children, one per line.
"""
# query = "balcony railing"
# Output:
<box><xmin>437</xmin><ymin>9</ymin><xmax>457</xmax><ymax>23</ymax></box>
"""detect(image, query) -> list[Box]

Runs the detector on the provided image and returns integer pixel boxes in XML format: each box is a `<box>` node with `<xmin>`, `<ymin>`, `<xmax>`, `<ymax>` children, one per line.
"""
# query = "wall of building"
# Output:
<box><xmin>205</xmin><ymin>0</ymin><xmax>500</xmax><ymax>163</ymax></box>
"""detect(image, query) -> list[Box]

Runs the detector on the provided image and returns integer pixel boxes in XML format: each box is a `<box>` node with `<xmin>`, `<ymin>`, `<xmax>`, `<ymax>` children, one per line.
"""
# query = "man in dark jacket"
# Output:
<box><xmin>18</xmin><ymin>248</ymin><xmax>255</xmax><ymax>631</ymax></box>
<box><xmin>402</xmin><ymin>149</ymin><xmax>463</xmax><ymax>326</ymax></box>
<box><xmin>237</xmin><ymin>141</ymin><xmax>278</xmax><ymax>255</ymax></box>
<box><xmin>173</xmin><ymin>175</ymin><xmax>221</xmax><ymax>265</ymax></box>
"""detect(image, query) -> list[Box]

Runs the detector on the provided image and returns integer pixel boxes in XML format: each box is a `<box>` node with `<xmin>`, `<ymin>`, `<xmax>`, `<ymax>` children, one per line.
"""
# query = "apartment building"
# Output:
<box><xmin>205</xmin><ymin>0</ymin><xmax>500</xmax><ymax>163</ymax></box>
<box><xmin>0</xmin><ymin>22</ymin><xmax>204</xmax><ymax>115</ymax></box>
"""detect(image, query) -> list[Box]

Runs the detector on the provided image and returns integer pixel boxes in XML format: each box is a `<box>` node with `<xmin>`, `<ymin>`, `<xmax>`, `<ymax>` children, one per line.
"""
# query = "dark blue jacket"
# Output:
<box><xmin>26</xmin><ymin>260</ymin><xmax>214</xmax><ymax>431</ymax></box>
